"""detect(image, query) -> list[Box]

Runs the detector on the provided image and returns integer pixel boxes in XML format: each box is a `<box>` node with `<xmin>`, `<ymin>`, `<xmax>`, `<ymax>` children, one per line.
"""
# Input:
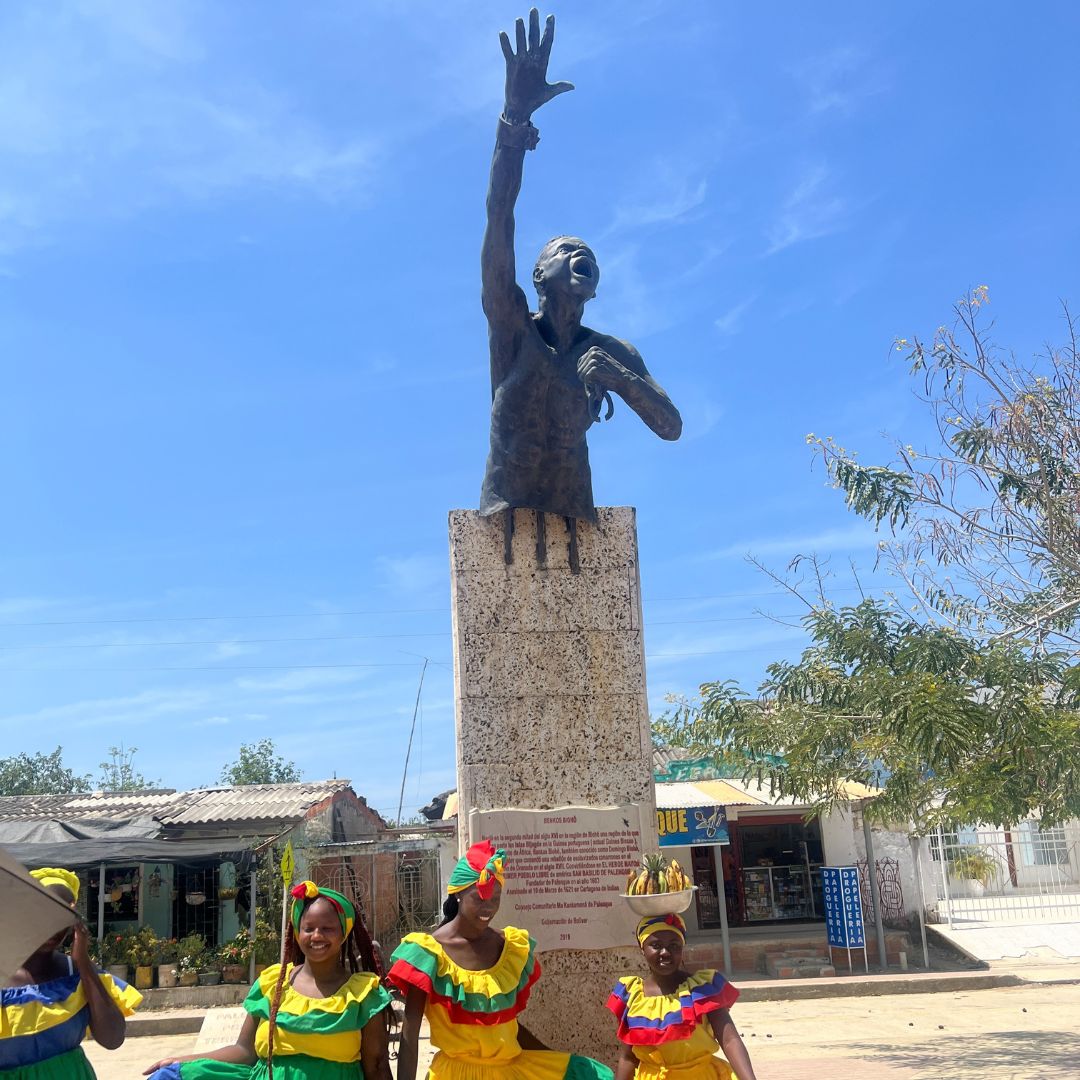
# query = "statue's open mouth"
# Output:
<box><xmin>571</xmin><ymin>257</ymin><xmax>593</xmax><ymax>279</ymax></box>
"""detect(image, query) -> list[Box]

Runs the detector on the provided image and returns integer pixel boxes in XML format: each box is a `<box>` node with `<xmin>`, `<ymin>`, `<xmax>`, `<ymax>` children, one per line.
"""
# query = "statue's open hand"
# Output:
<box><xmin>578</xmin><ymin>347</ymin><xmax>630</xmax><ymax>392</ymax></box>
<box><xmin>500</xmin><ymin>9</ymin><xmax>573</xmax><ymax>122</ymax></box>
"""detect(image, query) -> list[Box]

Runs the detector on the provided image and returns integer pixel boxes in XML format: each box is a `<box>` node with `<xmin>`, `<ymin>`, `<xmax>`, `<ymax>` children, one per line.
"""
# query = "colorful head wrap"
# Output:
<box><xmin>289</xmin><ymin>880</ymin><xmax>355</xmax><ymax>939</ymax></box>
<box><xmin>30</xmin><ymin>867</ymin><xmax>80</xmax><ymax>902</ymax></box>
<box><xmin>636</xmin><ymin>912</ymin><xmax>686</xmax><ymax>947</ymax></box>
<box><xmin>447</xmin><ymin>840</ymin><xmax>506</xmax><ymax>901</ymax></box>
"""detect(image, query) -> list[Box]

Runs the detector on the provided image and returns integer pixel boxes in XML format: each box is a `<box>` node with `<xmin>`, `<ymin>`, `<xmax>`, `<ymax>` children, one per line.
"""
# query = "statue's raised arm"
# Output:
<box><xmin>481</xmin><ymin>9</ymin><xmax>573</xmax><ymax>345</ymax></box>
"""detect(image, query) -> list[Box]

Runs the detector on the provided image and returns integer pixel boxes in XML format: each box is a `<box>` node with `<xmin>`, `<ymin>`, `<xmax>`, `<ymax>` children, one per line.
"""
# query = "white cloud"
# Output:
<box><xmin>705</xmin><ymin>524</ymin><xmax>882</xmax><ymax>561</ymax></box>
<box><xmin>0</xmin><ymin>2</ymin><xmax>381</xmax><ymax>252</ymax></box>
<box><xmin>714</xmin><ymin>296</ymin><xmax>757</xmax><ymax>336</ymax></box>
<box><xmin>0</xmin><ymin>687</ymin><xmax>210</xmax><ymax>730</ymax></box>
<box><xmin>233</xmin><ymin>669</ymin><xmax>368</xmax><ymax>693</ymax></box>
<box><xmin>192</xmin><ymin>714</ymin><xmax>231</xmax><ymax>727</ymax></box>
<box><xmin>794</xmin><ymin>46</ymin><xmax>889</xmax><ymax>117</ymax></box>
<box><xmin>765</xmin><ymin>164</ymin><xmax>848</xmax><ymax>255</ymax></box>
<box><xmin>377</xmin><ymin>554</ymin><xmax>447</xmax><ymax>596</ymax></box>
<box><xmin>605</xmin><ymin>173</ymin><xmax>708</xmax><ymax>238</ymax></box>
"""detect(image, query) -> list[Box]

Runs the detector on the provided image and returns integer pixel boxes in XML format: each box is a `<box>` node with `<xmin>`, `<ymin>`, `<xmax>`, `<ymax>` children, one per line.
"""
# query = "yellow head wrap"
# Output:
<box><xmin>636</xmin><ymin>912</ymin><xmax>686</xmax><ymax>947</ymax></box>
<box><xmin>30</xmin><ymin>867</ymin><xmax>80</xmax><ymax>901</ymax></box>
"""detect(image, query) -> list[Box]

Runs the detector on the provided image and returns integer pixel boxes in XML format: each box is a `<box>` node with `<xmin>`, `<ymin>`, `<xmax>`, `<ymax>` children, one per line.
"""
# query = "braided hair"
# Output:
<box><xmin>265</xmin><ymin>895</ymin><xmax>381</xmax><ymax>1079</ymax></box>
<box><xmin>438</xmin><ymin>893</ymin><xmax>459</xmax><ymax>926</ymax></box>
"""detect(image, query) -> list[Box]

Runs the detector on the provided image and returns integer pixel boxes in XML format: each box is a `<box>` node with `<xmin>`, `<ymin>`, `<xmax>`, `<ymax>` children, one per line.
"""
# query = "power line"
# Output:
<box><xmin>0</xmin><ymin>607</ymin><xmax>445</xmax><ymax>629</ymax></box>
<box><xmin>0</xmin><ymin>614</ymin><xmax>810</xmax><ymax>652</ymax></box>
<box><xmin>0</xmin><ymin>586</ymin><xmax>876</xmax><ymax>630</ymax></box>
<box><xmin>0</xmin><ymin>661</ymin><xmax>433</xmax><ymax>673</ymax></box>
<box><xmin>0</xmin><ymin>632</ymin><xmax>450</xmax><ymax>651</ymax></box>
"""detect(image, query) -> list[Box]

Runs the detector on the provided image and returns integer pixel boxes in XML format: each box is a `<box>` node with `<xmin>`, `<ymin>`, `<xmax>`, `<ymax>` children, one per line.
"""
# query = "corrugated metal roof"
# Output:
<box><xmin>655</xmin><ymin>782</ymin><xmax>725</xmax><ymax>809</ymax></box>
<box><xmin>158</xmin><ymin>780</ymin><xmax>354</xmax><ymax>824</ymax></box>
<box><xmin>657</xmin><ymin>777</ymin><xmax>878</xmax><ymax>810</ymax></box>
<box><xmin>0</xmin><ymin>791</ymin><xmax>182</xmax><ymax>822</ymax></box>
<box><xmin>0</xmin><ymin>780</ymin><xmax>355</xmax><ymax>826</ymax></box>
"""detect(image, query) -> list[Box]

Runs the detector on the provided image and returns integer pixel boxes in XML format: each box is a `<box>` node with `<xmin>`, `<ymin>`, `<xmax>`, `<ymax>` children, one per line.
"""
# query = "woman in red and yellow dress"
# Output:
<box><xmin>388</xmin><ymin>840</ymin><xmax>613</xmax><ymax>1080</ymax></box>
<box><xmin>606</xmin><ymin>914</ymin><xmax>756</xmax><ymax>1080</ymax></box>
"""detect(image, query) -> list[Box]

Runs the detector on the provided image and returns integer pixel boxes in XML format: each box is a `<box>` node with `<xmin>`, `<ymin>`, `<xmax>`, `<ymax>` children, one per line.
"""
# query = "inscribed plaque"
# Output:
<box><xmin>468</xmin><ymin>805</ymin><xmax>646</xmax><ymax>951</ymax></box>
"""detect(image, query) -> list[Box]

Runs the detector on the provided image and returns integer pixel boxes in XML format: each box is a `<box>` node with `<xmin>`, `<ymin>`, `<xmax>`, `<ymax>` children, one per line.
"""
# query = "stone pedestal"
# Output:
<box><xmin>449</xmin><ymin>507</ymin><xmax>657</xmax><ymax>1062</ymax></box>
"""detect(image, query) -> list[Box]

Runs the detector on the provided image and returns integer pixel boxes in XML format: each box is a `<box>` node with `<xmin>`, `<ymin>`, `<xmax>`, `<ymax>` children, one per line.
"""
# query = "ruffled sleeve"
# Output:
<box><xmin>244</xmin><ymin>964</ymin><xmax>390</xmax><ymax>1032</ymax></box>
<box><xmin>387</xmin><ymin>926</ymin><xmax>540</xmax><ymax>1025</ymax></box>
<box><xmin>606</xmin><ymin>969</ymin><xmax>738</xmax><ymax>1045</ymax></box>
<box><xmin>95</xmin><ymin>970</ymin><xmax>143</xmax><ymax>1015</ymax></box>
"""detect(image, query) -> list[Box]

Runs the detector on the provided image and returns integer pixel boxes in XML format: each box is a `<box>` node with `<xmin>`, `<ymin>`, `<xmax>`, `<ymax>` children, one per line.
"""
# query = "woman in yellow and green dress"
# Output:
<box><xmin>1</xmin><ymin>866</ymin><xmax>141</xmax><ymax>1079</ymax></box>
<box><xmin>143</xmin><ymin>881</ymin><xmax>391</xmax><ymax>1080</ymax></box>
<box><xmin>607</xmin><ymin>914</ymin><xmax>756</xmax><ymax>1080</ymax></box>
<box><xmin>389</xmin><ymin>840</ymin><xmax>613</xmax><ymax>1080</ymax></box>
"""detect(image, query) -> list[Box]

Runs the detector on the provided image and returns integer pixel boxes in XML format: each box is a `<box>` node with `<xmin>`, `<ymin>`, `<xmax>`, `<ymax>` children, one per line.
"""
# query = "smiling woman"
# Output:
<box><xmin>143</xmin><ymin>882</ymin><xmax>391</xmax><ymax>1080</ymax></box>
<box><xmin>388</xmin><ymin>840</ymin><xmax>614</xmax><ymax>1080</ymax></box>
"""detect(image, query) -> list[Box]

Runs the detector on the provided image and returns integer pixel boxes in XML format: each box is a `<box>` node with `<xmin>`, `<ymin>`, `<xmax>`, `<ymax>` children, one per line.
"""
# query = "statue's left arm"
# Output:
<box><xmin>578</xmin><ymin>341</ymin><xmax>683</xmax><ymax>441</ymax></box>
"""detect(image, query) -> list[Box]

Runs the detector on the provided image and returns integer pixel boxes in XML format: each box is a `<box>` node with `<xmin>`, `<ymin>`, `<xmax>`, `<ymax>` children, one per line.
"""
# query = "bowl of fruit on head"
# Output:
<box><xmin>622</xmin><ymin>853</ymin><xmax>697</xmax><ymax>915</ymax></box>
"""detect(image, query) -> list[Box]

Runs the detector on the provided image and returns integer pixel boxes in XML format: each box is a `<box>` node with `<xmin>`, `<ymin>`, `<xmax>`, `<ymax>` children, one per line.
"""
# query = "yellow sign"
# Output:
<box><xmin>280</xmin><ymin>840</ymin><xmax>295</xmax><ymax>886</ymax></box>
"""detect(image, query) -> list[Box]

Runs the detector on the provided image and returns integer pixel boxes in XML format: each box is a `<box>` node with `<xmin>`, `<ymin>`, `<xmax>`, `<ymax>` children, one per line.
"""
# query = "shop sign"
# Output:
<box><xmin>656</xmin><ymin>805</ymin><xmax>729</xmax><ymax>847</ymax></box>
<box><xmin>821</xmin><ymin>865</ymin><xmax>865</xmax><ymax>948</ymax></box>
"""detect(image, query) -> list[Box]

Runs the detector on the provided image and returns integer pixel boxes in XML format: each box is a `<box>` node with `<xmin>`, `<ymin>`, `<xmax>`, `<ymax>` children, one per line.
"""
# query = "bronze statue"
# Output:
<box><xmin>479</xmin><ymin>10</ymin><xmax>682</xmax><ymax>566</ymax></box>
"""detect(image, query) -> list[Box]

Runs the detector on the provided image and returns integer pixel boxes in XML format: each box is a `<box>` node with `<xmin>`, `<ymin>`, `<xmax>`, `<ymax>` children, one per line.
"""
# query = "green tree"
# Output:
<box><xmin>658</xmin><ymin>292</ymin><xmax>1080</xmax><ymax>830</ymax></box>
<box><xmin>0</xmin><ymin>747</ymin><xmax>91</xmax><ymax>796</ymax></box>
<box><xmin>219</xmin><ymin>739</ymin><xmax>301</xmax><ymax>786</ymax></box>
<box><xmin>98</xmin><ymin>743</ymin><xmax>156</xmax><ymax>791</ymax></box>
<box><xmin>809</xmin><ymin>287</ymin><xmax>1080</xmax><ymax>652</ymax></box>
<box><xmin>657</xmin><ymin>598</ymin><xmax>1080</xmax><ymax>831</ymax></box>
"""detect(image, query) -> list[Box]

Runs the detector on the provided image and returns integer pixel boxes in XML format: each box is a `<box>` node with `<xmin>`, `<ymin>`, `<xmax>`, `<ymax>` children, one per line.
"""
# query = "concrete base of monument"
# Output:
<box><xmin>525</xmin><ymin>947</ymin><xmax>644</xmax><ymax>1067</ymax></box>
<box><xmin>450</xmin><ymin>507</ymin><xmax>661</xmax><ymax>1064</ymax></box>
<box><xmin>450</xmin><ymin>507</ymin><xmax>658</xmax><ymax>817</ymax></box>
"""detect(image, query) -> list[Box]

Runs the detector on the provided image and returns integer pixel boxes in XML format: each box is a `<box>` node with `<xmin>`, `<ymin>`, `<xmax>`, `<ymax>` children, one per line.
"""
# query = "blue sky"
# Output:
<box><xmin>2</xmin><ymin>2</ymin><xmax>1078</xmax><ymax>818</ymax></box>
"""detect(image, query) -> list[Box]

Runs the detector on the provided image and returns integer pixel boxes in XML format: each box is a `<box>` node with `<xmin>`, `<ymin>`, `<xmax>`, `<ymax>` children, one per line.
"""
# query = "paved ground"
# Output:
<box><xmin>86</xmin><ymin>981</ymin><xmax>1080</xmax><ymax>1080</ymax></box>
<box><xmin>931</xmin><ymin>918</ymin><xmax>1080</xmax><ymax>963</ymax></box>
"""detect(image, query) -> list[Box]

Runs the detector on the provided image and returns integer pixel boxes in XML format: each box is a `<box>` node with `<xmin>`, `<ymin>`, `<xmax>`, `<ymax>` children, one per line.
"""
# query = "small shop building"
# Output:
<box><xmin>0</xmin><ymin>779</ymin><xmax>383</xmax><ymax>947</ymax></box>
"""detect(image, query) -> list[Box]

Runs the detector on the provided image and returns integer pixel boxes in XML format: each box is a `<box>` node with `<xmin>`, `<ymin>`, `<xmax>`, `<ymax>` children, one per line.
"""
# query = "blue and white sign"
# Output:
<box><xmin>656</xmin><ymin>805</ymin><xmax>729</xmax><ymax>847</ymax></box>
<box><xmin>821</xmin><ymin>866</ymin><xmax>865</xmax><ymax>949</ymax></box>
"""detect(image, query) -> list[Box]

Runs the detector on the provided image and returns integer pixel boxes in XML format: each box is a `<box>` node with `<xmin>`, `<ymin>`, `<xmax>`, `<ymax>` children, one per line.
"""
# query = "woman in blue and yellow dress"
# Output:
<box><xmin>388</xmin><ymin>840</ymin><xmax>613</xmax><ymax>1080</ymax></box>
<box><xmin>143</xmin><ymin>881</ymin><xmax>392</xmax><ymax>1080</ymax></box>
<box><xmin>1</xmin><ymin>867</ymin><xmax>142</xmax><ymax>1079</ymax></box>
<box><xmin>606</xmin><ymin>914</ymin><xmax>756</xmax><ymax>1080</ymax></box>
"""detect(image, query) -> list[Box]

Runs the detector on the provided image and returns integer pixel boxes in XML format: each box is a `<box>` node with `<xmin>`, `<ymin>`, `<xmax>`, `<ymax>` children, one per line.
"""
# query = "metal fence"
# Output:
<box><xmin>924</xmin><ymin>821</ymin><xmax>1080</xmax><ymax>926</ymax></box>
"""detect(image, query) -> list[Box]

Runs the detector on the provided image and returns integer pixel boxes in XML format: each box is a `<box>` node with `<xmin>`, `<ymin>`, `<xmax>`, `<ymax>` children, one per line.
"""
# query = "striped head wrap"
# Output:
<box><xmin>289</xmin><ymin>880</ymin><xmax>355</xmax><ymax>939</ymax></box>
<box><xmin>636</xmin><ymin>912</ymin><xmax>686</xmax><ymax>947</ymax></box>
<box><xmin>30</xmin><ymin>867</ymin><xmax>80</xmax><ymax>902</ymax></box>
<box><xmin>447</xmin><ymin>840</ymin><xmax>506</xmax><ymax>901</ymax></box>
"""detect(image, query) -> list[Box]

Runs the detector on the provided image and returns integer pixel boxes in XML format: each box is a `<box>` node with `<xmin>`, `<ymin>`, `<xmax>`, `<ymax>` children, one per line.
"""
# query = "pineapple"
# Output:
<box><xmin>643</xmin><ymin>853</ymin><xmax>668</xmax><ymax>895</ymax></box>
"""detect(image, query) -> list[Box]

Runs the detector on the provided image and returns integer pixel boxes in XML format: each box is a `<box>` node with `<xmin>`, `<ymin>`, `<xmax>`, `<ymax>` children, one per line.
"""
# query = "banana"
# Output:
<box><xmin>626</xmin><ymin>868</ymin><xmax>637</xmax><ymax>893</ymax></box>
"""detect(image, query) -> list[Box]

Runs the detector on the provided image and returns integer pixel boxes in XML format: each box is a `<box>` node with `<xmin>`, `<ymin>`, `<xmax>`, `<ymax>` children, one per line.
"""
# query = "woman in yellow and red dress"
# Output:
<box><xmin>606</xmin><ymin>914</ymin><xmax>757</xmax><ymax>1080</ymax></box>
<box><xmin>1</xmin><ymin>867</ymin><xmax>141</xmax><ymax>1079</ymax></box>
<box><xmin>388</xmin><ymin>840</ymin><xmax>613</xmax><ymax>1080</ymax></box>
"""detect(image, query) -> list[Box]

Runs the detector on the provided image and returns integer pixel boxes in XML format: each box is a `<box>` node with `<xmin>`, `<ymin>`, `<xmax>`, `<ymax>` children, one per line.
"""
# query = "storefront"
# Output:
<box><xmin>728</xmin><ymin>814</ymin><xmax>824</xmax><ymax>924</ymax></box>
<box><xmin>655</xmin><ymin>780</ymin><xmax>829</xmax><ymax>931</ymax></box>
<box><xmin>654</xmin><ymin>788</ymin><xmax>730</xmax><ymax>936</ymax></box>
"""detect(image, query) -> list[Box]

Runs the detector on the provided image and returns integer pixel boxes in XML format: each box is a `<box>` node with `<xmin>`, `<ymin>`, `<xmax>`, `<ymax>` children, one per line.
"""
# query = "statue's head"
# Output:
<box><xmin>533</xmin><ymin>236</ymin><xmax>599</xmax><ymax>304</ymax></box>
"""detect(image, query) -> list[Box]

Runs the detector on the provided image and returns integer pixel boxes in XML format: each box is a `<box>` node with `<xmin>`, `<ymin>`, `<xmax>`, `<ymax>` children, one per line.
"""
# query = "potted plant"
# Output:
<box><xmin>173</xmin><ymin>933</ymin><xmax>206</xmax><ymax>987</ymax></box>
<box><xmin>99</xmin><ymin>931</ymin><xmax>131</xmax><ymax>982</ymax></box>
<box><xmin>218</xmin><ymin>929</ymin><xmax>253</xmax><ymax>984</ymax></box>
<box><xmin>197</xmin><ymin>963</ymin><xmax>223</xmax><ymax>986</ymax></box>
<box><xmin>156</xmin><ymin>937</ymin><xmax>179</xmax><ymax>988</ymax></box>
<box><xmin>126</xmin><ymin>926</ymin><xmax>159</xmax><ymax>990</ymax></box>
<box><xmin>252</xmin><ymin>917</ymin><xmax>279</xmax><ymax>974</ymax></box>
<box><xmin>949</xmin><ymin>847</ymin><xmax>997</xmax><ymax>898</ymax></box>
